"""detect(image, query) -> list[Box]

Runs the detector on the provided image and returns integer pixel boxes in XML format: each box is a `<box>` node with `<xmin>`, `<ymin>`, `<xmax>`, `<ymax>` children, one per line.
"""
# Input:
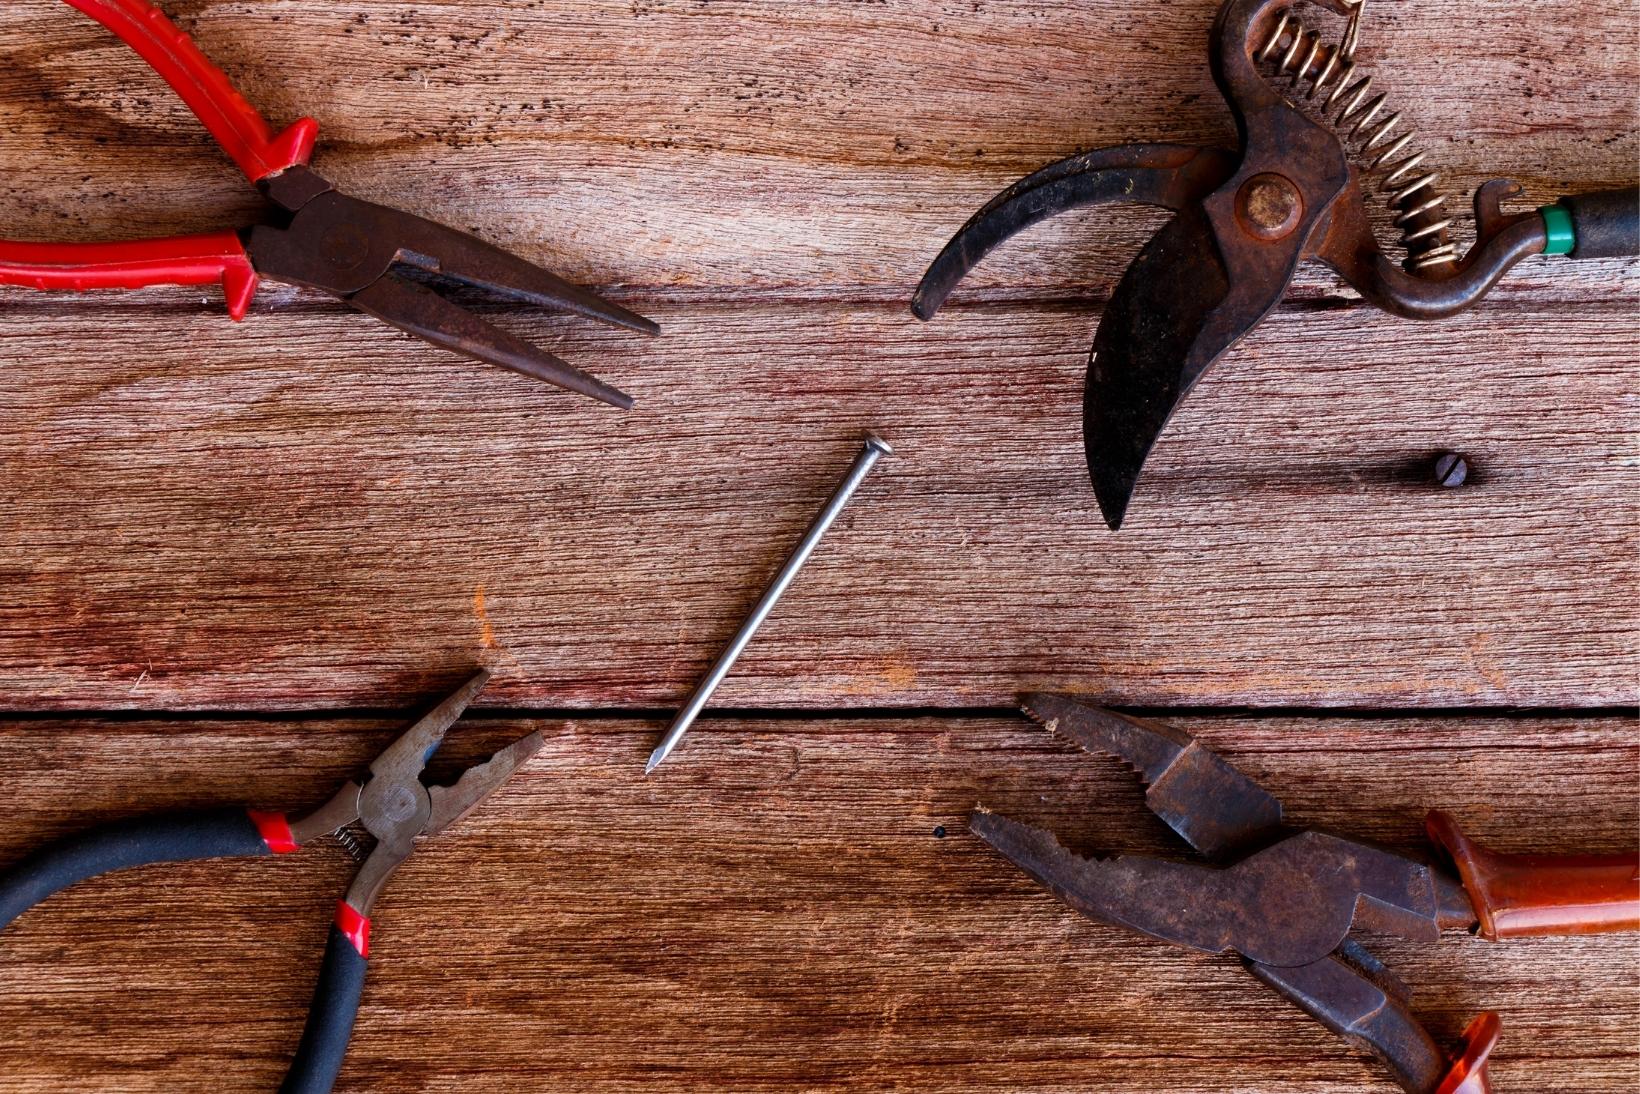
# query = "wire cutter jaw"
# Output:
<box><xmin>289</xmin><ymin>669</ymin><xmax>543</xmax><ymax>919</ymax></box>
<box><xmin>973</xmin><ymin>695</ymin><xmax>1502</xmax><ymax>1094</ymax></box>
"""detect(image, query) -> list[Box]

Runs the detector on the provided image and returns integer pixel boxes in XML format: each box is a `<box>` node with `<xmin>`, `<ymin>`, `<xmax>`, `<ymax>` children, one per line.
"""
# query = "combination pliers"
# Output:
<box><xmin>0</xmin><ymin>670</ymin><xmax>540</xmax><ymax>1094</ymax></box>
<box><xmin>973</xmin><ymin>694</ymin><xmax>1639</xmax><ymax>1093</ymax></box>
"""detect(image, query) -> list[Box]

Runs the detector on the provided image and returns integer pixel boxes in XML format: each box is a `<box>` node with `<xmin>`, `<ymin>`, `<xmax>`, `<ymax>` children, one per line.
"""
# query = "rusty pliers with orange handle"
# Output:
<box><xmin>0</xmin><ymin>671</ymin><xmax>540</xmax><ymax>1094</ymax></box>
<box><xmin>972</xmin><ymin>694</ymin><xmax>1640</xmax><ymax>1094</ymax></box>
<box><xmin>0</xmin><ymin>0</ymin><xmax>658</xmax><ymax>407</ymax></box>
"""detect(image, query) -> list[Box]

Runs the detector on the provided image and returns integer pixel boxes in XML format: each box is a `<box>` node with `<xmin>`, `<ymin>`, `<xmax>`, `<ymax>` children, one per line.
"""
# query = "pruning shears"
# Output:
<box><xmin>915</xmin><ymin>0</ymin><xmax>1639</xmax><ymax>529</ymax></box>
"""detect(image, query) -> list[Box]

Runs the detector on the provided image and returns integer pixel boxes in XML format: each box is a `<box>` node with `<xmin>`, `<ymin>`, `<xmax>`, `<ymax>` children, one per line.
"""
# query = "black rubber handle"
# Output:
<box><xmin>279</xmin><ymin>924</ymin><xmax>370</xmax><ymax>1094</ymax></box>
<box><xmin>0</xmin><ymin>809</ymin><xmax>269</xmax><ymax>929</ymax></box>
<box><xmin>1564</xmin><ymin>186</ymin><xmax>1640</xmax><ymax>259</ymax></box>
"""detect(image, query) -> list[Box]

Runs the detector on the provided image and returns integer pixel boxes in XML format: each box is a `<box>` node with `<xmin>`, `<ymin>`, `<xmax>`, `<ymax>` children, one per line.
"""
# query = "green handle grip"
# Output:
<box><xmin>1540</xmin><ymin>186</ymin><xmax>1639</xmax><ymax>258</ymax></box>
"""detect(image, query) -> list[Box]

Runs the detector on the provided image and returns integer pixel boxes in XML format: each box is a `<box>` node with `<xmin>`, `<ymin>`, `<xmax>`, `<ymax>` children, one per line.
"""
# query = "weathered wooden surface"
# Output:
<box><xmin>0</xmin><ymin>298</ymin><xmax>1634</xmax><ymax>709</ymax></box>
<box><xmin>0</xmin><ymin>0</ymin><xmax>1635</xmax><ymax>710</ymax></box>
<box><xmin>0</xmin><ymin>1</ymin><xmax>1634</xmax><ymax>1091</ymax></box>
<box><xmin>0</xmin><ymin>714</ymin><xmax>1634</xmax><ymax>1093</ymax></box>
<box><xmin>0</xmin><ymin>0</ymin><xmax>1635</xmax><ymax>301</ymax></box>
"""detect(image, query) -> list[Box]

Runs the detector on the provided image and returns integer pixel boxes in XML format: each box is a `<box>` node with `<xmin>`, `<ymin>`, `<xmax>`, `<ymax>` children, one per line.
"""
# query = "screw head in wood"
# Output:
<box><xmin>1434</xmin><ymin>452</ymin><xmax>1469</xmax><ymax>488</ymax></box>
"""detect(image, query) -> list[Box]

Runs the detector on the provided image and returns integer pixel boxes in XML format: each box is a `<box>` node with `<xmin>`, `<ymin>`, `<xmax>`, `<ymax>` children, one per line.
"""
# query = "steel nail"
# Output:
<box><xmin>646</xmin><ymin>433</ymin><xmax>894</xmax><ymax>773</ymax></box>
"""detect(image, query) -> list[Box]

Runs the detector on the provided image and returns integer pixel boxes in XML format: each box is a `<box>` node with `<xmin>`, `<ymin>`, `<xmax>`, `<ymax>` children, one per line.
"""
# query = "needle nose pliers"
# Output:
<box><xmin>0</xmin><ymin>669</ymin><xmax>541</xmax><ymax>1094</ymax></box>
<box><xmin>973</xmin><ymin>694</ymin><xmax>1640</xmax><ymax>1093</ymax></box>
<box><xmin>0</xmin><ymin>0</ymin><xmax>658</xmax><ymax>408</ymax></box>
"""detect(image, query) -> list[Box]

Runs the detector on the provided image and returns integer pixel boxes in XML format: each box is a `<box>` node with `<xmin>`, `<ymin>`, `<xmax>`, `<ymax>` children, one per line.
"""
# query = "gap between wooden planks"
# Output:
<box><xmin>0</xmin><ymin>713</ymin><xmax>1634</xmax><ymax>1093</ymax></box>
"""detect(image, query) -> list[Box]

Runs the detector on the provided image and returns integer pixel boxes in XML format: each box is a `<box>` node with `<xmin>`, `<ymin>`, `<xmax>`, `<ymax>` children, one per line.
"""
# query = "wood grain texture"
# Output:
<box><xmin>0</xmin><ymin>0</ymin><xmax>1634</xmax><ymax>710</ymax></box>
<box><xmin>0</xmin><ymin>713</ymin><xmax>1634</xmax><ymax>1093</ymax></box>
<box><xmin>0</xmin><ymin>2</ymin><xmax>1634</xmax><ymax>1091</ymax></box>
<box><xmin>0</xmin><ymin>0</ymin><xmax>1634</xmax><ymax>302</ymax></box>
<box><xmin>0</xmin><ymin>298</ymin><xmax>1633</xmax><ymax>709</ymax></box>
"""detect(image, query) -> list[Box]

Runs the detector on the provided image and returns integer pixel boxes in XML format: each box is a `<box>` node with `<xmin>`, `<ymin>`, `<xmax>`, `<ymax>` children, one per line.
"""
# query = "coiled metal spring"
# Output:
<box><xmin>1257</xmin><ymin>12</ymin><xmax>1459</xmax><ymax>270</ymax></box>
<box><xmin>334</xmin><ymin>825</ymin><xmax>369</xmax><ymax>863</ymax></box>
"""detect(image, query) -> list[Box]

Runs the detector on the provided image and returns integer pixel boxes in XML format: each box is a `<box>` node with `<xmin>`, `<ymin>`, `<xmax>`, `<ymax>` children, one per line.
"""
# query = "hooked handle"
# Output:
<box><xmin>1427</xmin><ymin>811</ymin><xmax>1640</xmax><ymax>941</ymax></box>
<box><xmin>61</xmin><ymin>0</ymin><xmax>317</xmax><ymax>182</ymax></box>
<box><xmin>1541</xmin><ymin>186</ymin><xmax>1640</xmax><ymax>259</ymax></box>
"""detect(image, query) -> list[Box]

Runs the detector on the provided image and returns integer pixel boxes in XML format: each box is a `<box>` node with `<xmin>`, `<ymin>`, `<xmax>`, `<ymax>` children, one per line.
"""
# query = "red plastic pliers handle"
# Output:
<box><xmin>0</xmin><ymin>0</ymin><xmax>320</xmax><ymax>319</ymax></box>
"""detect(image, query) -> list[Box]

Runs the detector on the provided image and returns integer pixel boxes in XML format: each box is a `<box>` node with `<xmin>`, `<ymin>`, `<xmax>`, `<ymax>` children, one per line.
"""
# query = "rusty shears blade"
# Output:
<box><xmin>913</xmin><ymin>0</ymin><xmax>1639</xmax><ymax>529</ymax></box>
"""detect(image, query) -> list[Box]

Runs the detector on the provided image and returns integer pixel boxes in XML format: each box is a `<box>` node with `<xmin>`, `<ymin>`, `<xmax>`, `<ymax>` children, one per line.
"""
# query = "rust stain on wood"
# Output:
<box><xmin>473</xmin><ymin>583</ymin><xmax>497</xmax><ymax>650</ymax></box>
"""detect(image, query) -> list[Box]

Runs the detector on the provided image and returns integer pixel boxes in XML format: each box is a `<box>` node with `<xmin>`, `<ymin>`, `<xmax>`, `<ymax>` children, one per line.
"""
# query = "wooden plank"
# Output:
<box><xmin>0</xmin><ymin>0</ymin><xmax>1634</xmax><ymax>303</ymax></box>
<box><xmin>0</xmin><ymin>297</ymin><xmax>1632</xmax><ymax>710</ymax></box>
<box><xmin>0</xmin><ymin>712</ymin><xmax>1632</xmax><ymax>1092</ymax></box>
<box><xmin>1</xmin><ymin>5</ymin><xmax>1632</xmax><ymax>1093</ymax></box>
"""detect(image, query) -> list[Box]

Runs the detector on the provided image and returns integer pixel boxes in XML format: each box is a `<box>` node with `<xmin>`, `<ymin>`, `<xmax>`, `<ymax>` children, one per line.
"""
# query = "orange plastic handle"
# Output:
<box><xmin>1427</xmin><ymin>811</ymin><xmax>1640</xmax><ymax>940</ymax></box>
<box><xmin>1436</xmin><ymin>1011</ymin><xmax>1499</xmax><ymax>1094</ymax></box>
<box><xmin>62</xmin><ymin>0</ymin><xmax>316</xmax><ymax>182</ymax></box>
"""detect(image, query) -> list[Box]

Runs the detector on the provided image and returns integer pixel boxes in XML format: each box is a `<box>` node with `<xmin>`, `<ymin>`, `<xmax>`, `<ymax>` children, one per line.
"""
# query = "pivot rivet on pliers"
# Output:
<box><xmin>1237</xmin><ymin>173</ymin><xmax>1304</xmax><ymax>240</ymax></box>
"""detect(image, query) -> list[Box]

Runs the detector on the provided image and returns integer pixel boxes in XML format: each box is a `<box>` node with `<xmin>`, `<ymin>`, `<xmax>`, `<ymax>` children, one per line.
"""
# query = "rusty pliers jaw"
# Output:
<box><xmin>997</xmin><ymin>695</ymin><xmax>1478</xmax><ymax>937</ymax></box>
<box><xmin>975</xmin><ymin>695</ymin><xmax>1485</xmax><ymax>1094</ymax></box>
<box><xmin>288</xmin><ymin>669</ymin><xmax>543</xmax><ymax>917</ymax></box>
<box><xmin>1019</xmin><ymin>693</ymin><xmax>1282</xmax><ymax>859</ymax></box>
<box><xmin>248</xmin><ymin>166</ymin><xmax>656</xmax><ymax>409</ymax></box>
<box><xmin>969</xmin><ymin>810</ymin><xmax>1457</xmax><ymax>967</ymax></box>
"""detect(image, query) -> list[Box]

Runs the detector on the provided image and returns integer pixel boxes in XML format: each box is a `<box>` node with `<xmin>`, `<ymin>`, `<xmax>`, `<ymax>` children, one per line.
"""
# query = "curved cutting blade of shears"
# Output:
<box><xmin>912</xmin><ymin>144</ymin><xmax>1236</xmax><ymax>320</ymax></box>
<box><xmin>909</xmin><ymin>145</ymin><xmax>1241</xmax><ymax>531</ymax></box>
<box><xmin>1085</xmin><ymin>201</ymin><xmax>1250</xmax><ymax>530</ymax></box>
<box><xmin>1076</xmin><ymin>0</ymin><xmax>1357</xmax><ymax>528</ymax></box>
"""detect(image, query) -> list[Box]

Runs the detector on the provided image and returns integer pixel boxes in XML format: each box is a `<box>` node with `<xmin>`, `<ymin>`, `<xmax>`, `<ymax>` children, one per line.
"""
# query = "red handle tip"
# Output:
<box><xmin>334</xmin><ymin>902</ymin><xmax>371</xmax><ymax>958</ymax></box>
